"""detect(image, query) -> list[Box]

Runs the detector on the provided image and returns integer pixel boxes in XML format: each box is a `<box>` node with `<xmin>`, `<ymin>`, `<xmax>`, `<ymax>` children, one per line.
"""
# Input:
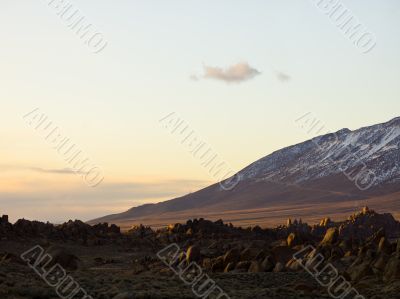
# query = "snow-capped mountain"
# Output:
<box><xmin>90</xmin><ymin>117</ymin><xmax>400</xmax><ymax>228</ymax></box>
<box><xmin>239</xmin><ymin>117</ymin><xmax>400</xmax><ymax>188</ymax></box>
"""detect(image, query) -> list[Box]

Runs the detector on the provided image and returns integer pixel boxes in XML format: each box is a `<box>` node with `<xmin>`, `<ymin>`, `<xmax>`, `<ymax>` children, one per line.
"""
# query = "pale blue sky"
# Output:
<box><xmin>1</xmin><ymin>0</ymin><xmax>399</xmax><ymax>222</ymax></box>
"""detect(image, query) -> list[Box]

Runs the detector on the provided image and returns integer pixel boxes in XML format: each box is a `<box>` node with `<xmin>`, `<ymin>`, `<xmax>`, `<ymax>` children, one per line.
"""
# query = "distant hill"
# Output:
<box><xmin>89</xmin><ymin>117</ymin><xmax>400</xmax><ymax>229</ymax></box>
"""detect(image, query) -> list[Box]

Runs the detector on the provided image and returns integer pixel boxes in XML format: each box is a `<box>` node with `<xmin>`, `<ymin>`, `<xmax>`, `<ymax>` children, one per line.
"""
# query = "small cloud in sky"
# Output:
<box><xmin>29</xmin><ymin>167</ymin><xmax>85</xmax><ymax>175</ymax></box>
<box><xmin>0</xmin><ymin>164</ymin><xmax>85</xmax><ymax>175</ymax></box>
<box><xmin>192</xmin><ymin>62</ymin><xmax>261</xmax><ymax>84</ymax></box>
<box><xmin>274</xmin><ymin>70</ymin><xmax>291</xmax><ymax>83</ymax></box>
<box><xmin>189</xmin><ymin>74</ymin><xmax>199</xmax><ymax>81</ymax></box>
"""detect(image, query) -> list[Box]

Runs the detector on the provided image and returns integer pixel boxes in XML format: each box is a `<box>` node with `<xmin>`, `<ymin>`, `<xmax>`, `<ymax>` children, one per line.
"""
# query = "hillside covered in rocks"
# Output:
<box><xmin>1</xmin><ymin>207</ymin><xmax>400</xmax><ymax>298</ymax></box>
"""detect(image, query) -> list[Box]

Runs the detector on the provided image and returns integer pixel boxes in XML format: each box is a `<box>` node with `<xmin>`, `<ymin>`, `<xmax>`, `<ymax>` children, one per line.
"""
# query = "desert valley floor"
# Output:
<box><xmin>2</xmin><ymin>207</ymin><xmax>400</xmax><ymax>298</ymax></box>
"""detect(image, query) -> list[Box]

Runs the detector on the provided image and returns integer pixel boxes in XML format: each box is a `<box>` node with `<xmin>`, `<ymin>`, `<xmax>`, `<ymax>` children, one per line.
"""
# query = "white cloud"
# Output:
<box><xmin>275</xmin><ymin>70</ymin><xmax>291</xmax><ymax>82</ymax></box>
<box><xmin>0</xmin><ymin>164</ymin><xmax>85</xmax><ymax>175</ymax></box>
<box><xmin>189</xmin><ymin>74</ymin><xmax>199</xmax><ymax>81</ymax></box>
<box><xmin>194</xmin><ymin>62</ymin><xmax>261</xmax><ymax>83</ymax></box>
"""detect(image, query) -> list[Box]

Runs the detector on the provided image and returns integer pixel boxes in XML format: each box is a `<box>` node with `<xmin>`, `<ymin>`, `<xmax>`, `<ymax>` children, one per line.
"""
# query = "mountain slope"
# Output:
<box><xmin>240</xmin><ymin>116</ymin><xmax>400</xmax><ymax>187</ymax></box>
<box><xmin>89</xmin><ymin>117</ymin><xmax>400</xmax><ymax>228</ymax></box>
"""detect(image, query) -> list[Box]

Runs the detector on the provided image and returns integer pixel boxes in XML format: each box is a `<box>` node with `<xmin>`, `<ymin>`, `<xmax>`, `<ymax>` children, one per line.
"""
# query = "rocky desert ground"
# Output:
<box><xmin>1</xmin><ymin>207</ymin><xmax>400</xmax><ymax>299</ymax></box>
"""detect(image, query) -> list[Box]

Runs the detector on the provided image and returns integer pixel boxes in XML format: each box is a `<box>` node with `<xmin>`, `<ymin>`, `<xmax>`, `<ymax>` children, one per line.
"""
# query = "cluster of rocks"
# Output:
<box><xmin>145</xmin><ymin>207</ymin><xmax>400</xmax><ymax>296</ymax></box>
<box><xmin>0</xmin><ymin>215</ymin><xmax>121</xmax><ymax>245</ymax></box>
<box><xmin>3</xmin><ymin>207</ymin><xmax>400</xmax><ymax>276</ymax></box>
<box><xmin>338</xmin><ymin>206</ymin><xmax>400</xmax><ymax>241</ymax></box>
<box><xmin>280</xmin><ymin>225</ymin><xmax>400</xmax><ymax>296</ymax></box>
<box><xmin>2</xmin><ymin>207</ymin><xmax>400</xmax><ymax>298</ymax></box>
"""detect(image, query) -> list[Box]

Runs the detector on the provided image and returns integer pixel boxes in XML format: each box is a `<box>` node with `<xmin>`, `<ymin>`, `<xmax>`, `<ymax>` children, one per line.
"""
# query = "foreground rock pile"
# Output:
<box><xmin>1</xmin><ymin>207</ymin><xmax>400</xmax><ymax>298</ymax></box>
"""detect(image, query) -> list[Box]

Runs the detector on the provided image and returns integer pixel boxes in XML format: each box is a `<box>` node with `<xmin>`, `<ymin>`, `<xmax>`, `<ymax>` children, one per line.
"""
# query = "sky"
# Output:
<box><xmin>1</xmin><ymin>0</ymin><xmax>399</xmax><ymax>223</ymax></box>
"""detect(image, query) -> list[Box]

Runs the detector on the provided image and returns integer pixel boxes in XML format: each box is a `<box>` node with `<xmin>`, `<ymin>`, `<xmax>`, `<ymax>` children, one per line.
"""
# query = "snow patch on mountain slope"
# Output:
<box><xmin>238</xmin><ymin>117</ymin><xmax>400</xmax><ymax>187</ymax></box>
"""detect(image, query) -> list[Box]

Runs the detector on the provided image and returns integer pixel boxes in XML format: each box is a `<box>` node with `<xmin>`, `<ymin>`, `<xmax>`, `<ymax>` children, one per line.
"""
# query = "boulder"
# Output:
<box><xmin>286</xmin><ymin>258</ymin><xmax>302</xmax><ymax>272</ymax></box>
<box><xmin>319</xmin><ymin>217</ymin><xmax>331</xmax><ymax>227</ymax></box>
<box><xmin>271</xmin><ymin>246</ymin><xmax>296</xmax><ymax>265</ymax></box>
<box><xmin>383</xmin><ymin>256</ymin><xmax>400</xmax><ymax>282</ymax></box>
<box><xmin>373</xmin><ymin>253</ymin><xmax>389</xmax><ymax>274</ymax></box>
<box><xmin>378</xmin><ymin>237</ymin><xmax>391</xmax><ymax>255</ymax></box>
<box><xmin>347</xmin><ymin>261</ymin><xmax>374</xmax><ymax>282</ymax></box>
<box><xmin>224</xmin><ymin>262</ymin><xmax>235</xmax><ymax>273</ymax></box>
<box><xmin>273</xmin><ymin>262</ymin><xmax>284</xmax><ymax>272</ymax></box>
<box><xmin>320</xmin><ymin>227</ymin><xmax>338</xmax><ymax>246</ymax></box>
<box><xmin>186</xmin><ymin>245</ymin><xmax>201</xmax><ymax>263</ymax></box>
<box><xmin>46</xmin><ymin>246</ymin><xmax>80</xmax><ymax>271</ymax></box>
<box><xmin>223</xmin><ymin>248</ymin><xmax>240</xmax><ymax>266</ymax></box>
<box><xmin>202</xmin><ymin>258</ymin><xmax>212</xmax><ymax>270</ymax></box>
<box><xmin>211</xmin><ymin>256</ymin><xmax>224</xmax><ymax>272</ymax></box>
<box><xmin>186</xmin><ymin>228</ymin><xmax>193</xmax><ymax>236</ymax></box>
<box><xmin>287</xmin><ymin>233</ymin><xmax>296</xmax><ymax>247</ymax></box>
<box><xmin>235</xmin><ymin>261</ymin><xmax>251</xmax><ymax>272</ymax></box>
<box><xmin>248</xmin><ymin>261</ymin><xmax>263</xmax><ymax>273</ymax></box>
<box><xmin>239</xmin><ymin>247</ymin><xmax>252</xmax><ymax>261</ymax></box>
<box><xmin>260</xmin><ymin>256</ymin><xmax>275</xmax><ymax>272</ymax></box>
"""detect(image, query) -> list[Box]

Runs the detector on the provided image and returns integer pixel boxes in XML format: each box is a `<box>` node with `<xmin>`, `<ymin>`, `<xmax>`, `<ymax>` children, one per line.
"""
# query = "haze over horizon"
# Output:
<box><xmin>1</xmin><ymin>0</ymin><xmax>400</xmax><ymax>223</ymax></box>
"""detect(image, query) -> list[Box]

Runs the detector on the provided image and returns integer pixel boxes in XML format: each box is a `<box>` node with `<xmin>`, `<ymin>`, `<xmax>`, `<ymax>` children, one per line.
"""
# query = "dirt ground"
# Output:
<box><xmin>0</xmin><ymin>239</ymin><xmax>390</xmax><ymax>299</ymax></box>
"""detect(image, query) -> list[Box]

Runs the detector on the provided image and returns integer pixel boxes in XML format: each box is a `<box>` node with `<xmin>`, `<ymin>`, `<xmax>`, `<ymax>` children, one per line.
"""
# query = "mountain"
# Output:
<box><xmin>89</xmin><ymin>117</ymin><xmax>400</xmax><ymax>229</ymax></box>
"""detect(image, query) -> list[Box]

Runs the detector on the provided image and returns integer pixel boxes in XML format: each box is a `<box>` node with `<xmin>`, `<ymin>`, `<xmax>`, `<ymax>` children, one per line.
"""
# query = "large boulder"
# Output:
<box><xmin>235</xmin><ymin>261</ymin><xmax>251</xmax><ymax>272</ymax></box>
<box><xmin>273</xmin><ymin>262</ymin><xmax>284</xmax><ymax>272</ymax></box>
<box><xmin>286</xmin><ymin>233</ymin><xmax>296</xmax><ymax>248</ymax></box>
<box><xmin>211</xmin><ymin>256</ymin><xmax>224</xmax><ymax>272</ymax></box>
<box><xmin>46</xmin><ymin>246</ymin><xmax>80</xmax><ymax>271</ymax></box>
<box><xmin>378</xmin><ymin>237</ymin><xmax>391</xmax><ymax>255</ymax></box>
<box><xmin>320</xmin><ymin>227</ymin><xmax>338</xmax><ymax>246</ymax></box>
<box><xmin>347</xmin><ymin>261</ymin><xmax>374</xmax><ymax>282</ymax></box>
<box><xmin>248</xmin><ymin>261</ymin><xmax>263</xmax><ymax>273</ymax></box>
<box><xmin>373</xmin><ymin>253</ymin><xmax>389</xmax><ymax>274</ymax></box>
<box><xmin>271</xmin><ymin>246</ymin><xmax>296</xmax><ymax>265</ymax></box>
<box><xmin>286</xmin><ymin>258</ymin><xmax>303</xmax><ymax>272</ymax></box>
<box><xmin>224</xmin><ymin>262</ymin><xmax>235</xmax><ymax>273</ymax></box>
<box><xmin>260</xmin><ymin>256</ymin><xmax>275</xmax><ymax>272</ymax></box>
<box><xmin>383</xmin><ymin>256</ymin><xmax>400</xmax><ymax>282</ymax></box>
<box><xmin>223</xmin><ymin>248</ymin><xmax>241</xmax><ymax>267</ymax></box>
<box><xmin>186</xmin><ymin>245</ymin><xmax>201</xmax><ymax>264</ymax></box>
